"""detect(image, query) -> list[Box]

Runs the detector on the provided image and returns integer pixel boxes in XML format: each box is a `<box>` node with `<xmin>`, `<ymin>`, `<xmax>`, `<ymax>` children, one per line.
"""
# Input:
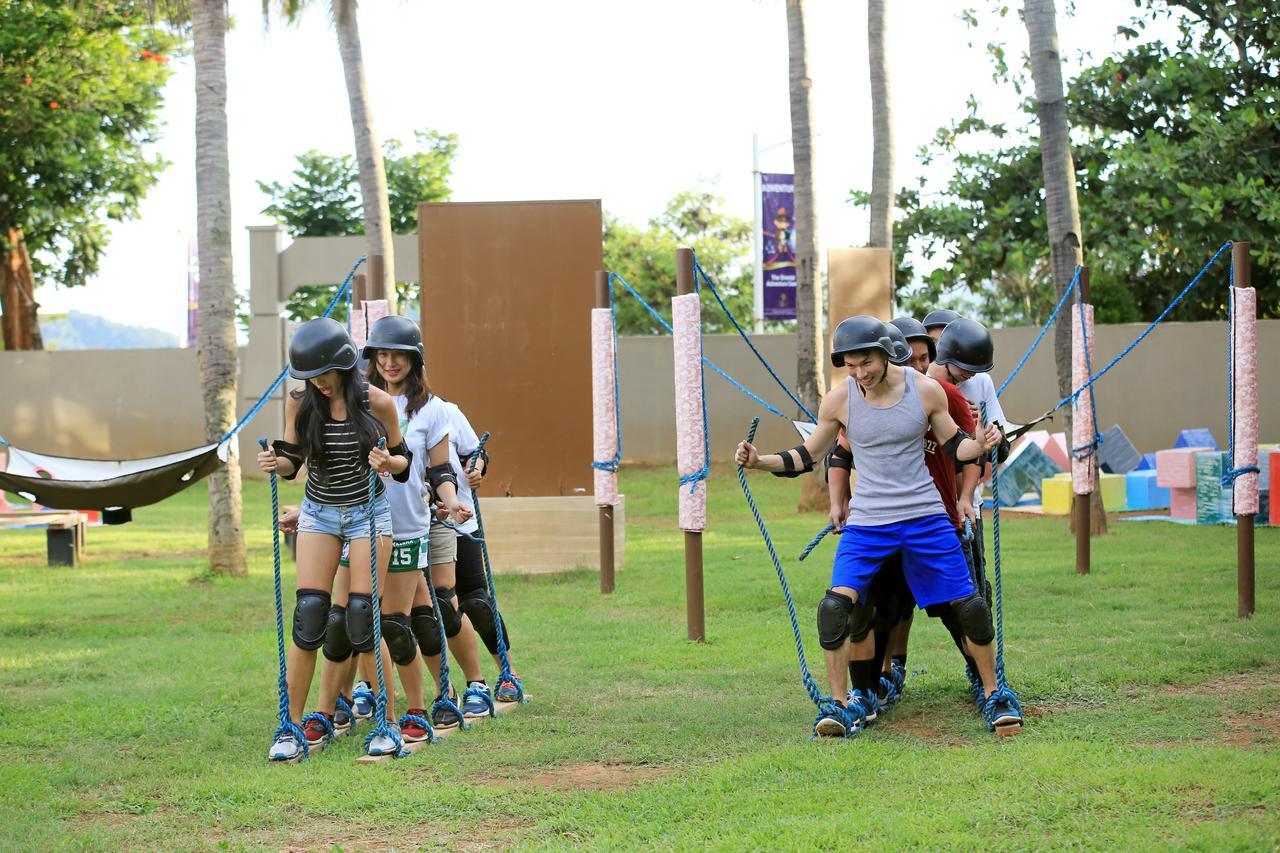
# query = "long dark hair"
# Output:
<box><xmin>292</xmin><ymin>367</ymin><xmax>384</xmax><ymax>467</ymax></box>
<box><xmin>365</xmin><ymin>353</ymin><xmax>432</xmax><ymax>419</ymax></box>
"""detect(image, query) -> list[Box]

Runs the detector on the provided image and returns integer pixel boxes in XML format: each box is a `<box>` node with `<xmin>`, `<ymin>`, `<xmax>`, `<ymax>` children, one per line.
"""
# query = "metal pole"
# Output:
<box><xmin>1075</xmin><ymin>266</ymin><xmax>1091</xmax><ymax>575</ymax></box>
<box><xmin>752</xmin><ymin>134</ymin><xmax>764</xmax><ymax>333</ymax></box>
<box><xmin>676</xmin><ymin>248</ymin><xmax>705</xmax><ymax>642</ymax></box>
<box><xmin>1233</xmin><ymin>242</ymin><xmax>1255</xmax><ymax>617</ymax></box>
<box><xmin>595</xmin><ymin>270</ymin><xmax>616</xmax><ymax>595</ymax></box>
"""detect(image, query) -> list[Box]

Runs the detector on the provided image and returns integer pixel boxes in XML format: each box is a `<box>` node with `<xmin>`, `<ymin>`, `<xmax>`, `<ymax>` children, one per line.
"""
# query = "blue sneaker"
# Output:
<box><xmin>983</xmin><ymin>687</ymin><xmax>1023</xmax><ymax>735</ymax></box>
<box><xmin>846</xmin><ymin>688</ymin><xmax>879</xmax><ymax>725</ymax></box>
<box><xmin>352</xmin><ymin>681</ymin><xmax>375</xmax><ymax>720</ymax></box>
<box><xmin>877</xmin><ymin>674</ymin><xmax>900</xmax><ymax>709</ymax></box>
<box><xmin>891</xmin><ymin>661</ymin><xmax>907</xmax><ymax>695</ymax></box>
<box><xmin>462</xmin><ymin>681</ymin><xmax>493</xmax><ymax>718</ymax></box>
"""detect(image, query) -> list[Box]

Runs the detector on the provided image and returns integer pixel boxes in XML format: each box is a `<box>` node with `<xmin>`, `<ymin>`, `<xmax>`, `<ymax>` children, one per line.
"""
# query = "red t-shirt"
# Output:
<box><xmin>923</xmin><ymin>378</ymin><xmax>976</xmax><ymax>527</ymax></box>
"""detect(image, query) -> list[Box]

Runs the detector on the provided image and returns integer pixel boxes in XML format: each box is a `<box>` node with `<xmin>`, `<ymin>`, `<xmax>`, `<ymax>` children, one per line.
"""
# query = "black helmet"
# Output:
<box><xmin>830</xmin><ymin>316</ymin><xmax>897</xmax><ymax>367</ymax></box>
<box><xmin>882</xmin><ymin>322</ymin><xmax>913</xmax><ymax>366</ymax></box>
<box><xmin>288</xmin><ymin>317</ymin><xmax>359</xmax><ymax>380</ymax></box>
<box><xmin>935</xmin><ymin>317</ymin><xmax>994</xmax><ymax>373</ymax></box>
<box><xmin>362</xmin><ymin>315</ymin><xmax>424</xmax><ymax>366</ymax></box>
<box><xmin>922</xmin><ymin>308</ymin><xmax>961</xmax><ymax>331</ymax></box>
<box><xmin>890</xmin><ymin>316</ymin><xmax>937</xmax><ymax>362</ymax></box>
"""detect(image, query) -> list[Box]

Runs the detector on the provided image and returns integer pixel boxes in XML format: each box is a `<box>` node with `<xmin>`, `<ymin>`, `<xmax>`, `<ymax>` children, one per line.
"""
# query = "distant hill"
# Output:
<box><xmin>39</xmin><ymin>311</ymin><xmax>179</xmax><ymax>350</ymax></box>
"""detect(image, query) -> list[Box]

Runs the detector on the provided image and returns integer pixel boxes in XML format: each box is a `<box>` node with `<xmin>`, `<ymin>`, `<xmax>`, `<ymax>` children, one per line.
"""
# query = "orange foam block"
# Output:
<box><xmin>1156</xmin><ymin>447</ymin><xmax>1212</xmax><ymax>489</ymax></box>
<box><xmin>1170</xmin><ymin>486</ymin><xmax>1197</xmax><ymax>519</ymax></box>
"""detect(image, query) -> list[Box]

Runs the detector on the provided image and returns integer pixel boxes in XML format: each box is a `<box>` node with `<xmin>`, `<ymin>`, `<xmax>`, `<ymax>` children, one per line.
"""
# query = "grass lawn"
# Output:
<box><xmin>1</xmin><ymin>465</ymin><xmax>1278</xmax><ymax>850</ymax></box>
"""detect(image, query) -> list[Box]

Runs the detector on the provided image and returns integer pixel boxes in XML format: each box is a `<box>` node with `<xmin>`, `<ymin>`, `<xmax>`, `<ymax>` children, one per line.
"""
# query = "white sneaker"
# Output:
<box><xmin>366</xmin><ymin>722</ymin><xmax>402</xmax><ymax>757</ymax></box>
<box><xmin>268</xmin><ymin>730</ymin><xmax>304</xmax><ymax>762</ymax></box>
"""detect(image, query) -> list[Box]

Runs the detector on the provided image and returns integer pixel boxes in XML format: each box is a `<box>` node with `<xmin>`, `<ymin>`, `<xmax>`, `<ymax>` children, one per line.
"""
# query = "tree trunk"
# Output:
<box><xmin>867</xmin><ymin>0</ymin><xmax>895</xmax><ymax>281</ymax></box>
<box><xmin>1024</xmin><ymin>0</ymin><xmax>1106</xmax><ymax>535</ymax></box>
<box><xmin>1</xmin><ymin>227</ymin><xmax>43</xmax><ymax>351</ymax></box>
<box><xmin>786</xmin><ymin>0</ymin><xmax>826</xmax><ymax>511</ymax></box>
<box><xmin>333</xmin><ymin>0</ymin><xmax>395</xmax><ymax>309</ymax></box>
<box><xmin>192</xmin><ymin>0</ymin><xmax>246</xmax><ymax>576</ymax></box>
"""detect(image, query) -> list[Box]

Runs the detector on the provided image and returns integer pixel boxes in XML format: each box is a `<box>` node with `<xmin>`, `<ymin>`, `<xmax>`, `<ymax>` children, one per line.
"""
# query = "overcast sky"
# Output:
<box><xmin>40</xmin><ymin>0</ymin><xmax>1148</xmax><ymax>342</ymax></box>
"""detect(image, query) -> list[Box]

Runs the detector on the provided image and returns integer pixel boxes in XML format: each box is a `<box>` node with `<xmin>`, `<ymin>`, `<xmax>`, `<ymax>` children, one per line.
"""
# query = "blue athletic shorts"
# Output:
<box><xmin>831</xmin><ymin>514</ymin><xmax>974</xmax><ymax>609</ymax></box>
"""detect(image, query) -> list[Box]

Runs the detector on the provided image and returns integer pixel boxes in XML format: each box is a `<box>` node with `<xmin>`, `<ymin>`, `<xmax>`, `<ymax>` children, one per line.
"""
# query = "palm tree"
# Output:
<box><xmin>786</xmin><ymin>0</ymin><xmax>825</xmax><ymax>510</ymax></box>
<box><xmin>867</xmin><ymin>0</ymin><xmax>894</xmax><ymax>279</ymax></box>
<box><xmin>1024</xmin><ymin>0</ymin><xmax>1105</xmax><ymax>533</ymax></box>
<box><xmin>266</xmin><ymin>1</ymin><xmax>395</xmax><ymax>306</ymax></box>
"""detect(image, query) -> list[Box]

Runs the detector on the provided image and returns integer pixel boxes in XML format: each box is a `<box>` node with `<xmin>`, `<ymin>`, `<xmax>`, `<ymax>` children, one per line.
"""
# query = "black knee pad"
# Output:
<box><xmin>323</xmin><ymin>604</ymin><xmax>352</xmax><ymax>662</ymax></box>
<box><xmin>953</xmin><ymin>592</ymin><xmax>995</xmax><ymax>646</ymax></box>
<box><xmin>817</xmin><ymin>589</ymin><xmax>874</xmax><ymax>650</ymax></box>
<box><xmin>433</xmin><ymin>585</ymin><xmax>462</xmax><ymax>638</ymax></box>
<box><xmin>381</xmin><ymin>612</ymin><xmax>417</xmax><ymax>666</ymax></box>
<box><xmin>345</xmin><ymin>592</ymin><xmax>376</xmax><ymax>653</ymax></box>
<box><xmin>932</xmin><ymin>603</ymin><xmax>967</xmax><ymax>654</ymax></box>
<box><xmin>411</xmin><ymin>605</ymin><xmax>443</xmax><ymax>657</ymax></box>
<box><xmin>458</xmin><ymin>588</ymin><xmax>509</xmax><ymax>655</ymax></box>
<box><xmin>292</xmin><ymin>589</ymin><xmax>330</xmax><ymax>651</ymax></box>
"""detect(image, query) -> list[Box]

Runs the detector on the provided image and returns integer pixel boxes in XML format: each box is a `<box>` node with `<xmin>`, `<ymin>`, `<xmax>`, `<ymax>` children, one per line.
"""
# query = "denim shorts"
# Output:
<box><xmin>297</xmin><ymin>494</ymin><xmax>392</xmax><ymax>541</ymax></box>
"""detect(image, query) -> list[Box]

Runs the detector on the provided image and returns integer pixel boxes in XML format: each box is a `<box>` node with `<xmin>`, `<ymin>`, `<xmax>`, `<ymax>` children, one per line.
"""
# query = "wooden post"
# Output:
<box><xmin>367</xmin><ymin>254</ymin><xmax>387</xmax><ymax>301</ymax></box>
<box><xmin>353</xmin><ymin>272</ymin><xmax>367</xmax><ymax>306</ymax></box>
<box><xmin>1233</xmin><ymin>242</ymin><xmax>1255</xmax><ymax>618</ymax></box>
<box><xmin>1074</xmin><ymin>266</ymin><xmax>1092</xmax><ymax>575</ymax></box>
<box><xmin>595</xmin><ymin>270</ymin><xmax>616</xmax><ymax>595</ymax></box>
<box><xmin>676</xmin><ymin>248</ymin><xmax>705</xmax><ymax>643</ymax></box>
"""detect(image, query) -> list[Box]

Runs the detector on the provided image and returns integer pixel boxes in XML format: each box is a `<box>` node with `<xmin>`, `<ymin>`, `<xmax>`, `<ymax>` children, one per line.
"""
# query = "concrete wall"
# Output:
<box><xmin>615</xmin><ymin>320</ymin><xmax>1280</xmax><ymax>463</ymax></box>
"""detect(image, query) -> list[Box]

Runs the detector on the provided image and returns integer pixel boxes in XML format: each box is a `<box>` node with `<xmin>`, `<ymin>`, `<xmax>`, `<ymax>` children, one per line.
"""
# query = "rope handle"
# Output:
<box><xmin>258</xmin><ymin>437</ymin><xmax>304</xmax><ymax>755</ymax></box>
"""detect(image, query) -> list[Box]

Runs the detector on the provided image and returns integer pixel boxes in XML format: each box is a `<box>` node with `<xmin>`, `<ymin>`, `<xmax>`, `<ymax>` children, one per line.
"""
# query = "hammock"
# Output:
<box><xmin>0</xmin><ymin>441</ymin><xmax>228</xmax><ymax>524</ymax></box>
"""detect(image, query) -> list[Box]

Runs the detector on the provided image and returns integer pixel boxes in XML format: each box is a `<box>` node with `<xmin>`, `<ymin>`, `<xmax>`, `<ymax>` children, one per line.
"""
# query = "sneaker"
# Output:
<box><xmin>366</xmin><ymin>722</ymin><xmax>402</xmax><ymax>757</ymax></box>
<box><xmin>814</xmin><ymin>712</ymin><xmax>849</xmax><ymax>738</ymax></box>
<box><xmin>352</xmin><ymin>682</ymin><xmax>375</xmax><ymax>720</ymax></box>
<box><xmin>302</xmin><ymin>711</ymin><xmax>335</xmax><ymax>745</ymax></box>
<box><xmin>431</xmin><ymin>692</ymin><xmax>462</xmax><ymax>728</ymax></box>
<box><xmin>891</xmin><ymin>661</ymin><xmax>907</xmax><ymax>695</ymax></box>
<box><xmin>400</xmin><ymin>710</ymin><xmax>433</xmax><ymax>743</ymax></box>
<box><xmin>846</xmin><ymin>688</ymin><xmax>878</xmax><ymax>725</ymax></box>
<box><xmin>462</xmin><ymin>681</ymin><xmax>493</xmax><ymax>717</ymax></box>
<box><xmin>494</xmin><ymin>675</ymin><xmax>523</xmax><ymax>703</ymax></box>
<box><xmin>878</xmin><ymin>674</ymin><xmax>900</xmax><ymax>709</ymax></box>
<box><xmin>268</xmin><ymin>728</ymin><xmax>305</xmax><ymax>762</ymax></box>
<box><xmin>983</xmin><ymin>689</ymin><xmax>1023</xmax><ymax>733</ymax></box>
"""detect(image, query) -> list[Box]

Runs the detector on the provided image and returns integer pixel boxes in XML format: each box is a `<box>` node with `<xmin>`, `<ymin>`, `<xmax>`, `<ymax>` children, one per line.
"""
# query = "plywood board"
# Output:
<box><xmin>479</xmin><ymin>495</ymin><xmax>625</xmax><ymax>576</ymax></box>
<box><xmin>827</xmin><ymin>248</ymin><xmax>893</xmax><ymax>389</ymax></box>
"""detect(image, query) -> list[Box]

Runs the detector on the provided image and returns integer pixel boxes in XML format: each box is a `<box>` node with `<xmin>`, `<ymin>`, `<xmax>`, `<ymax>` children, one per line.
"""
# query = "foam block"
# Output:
<box><xmin>1170</xmin><ymin>486</ymin><xmax>1197</xmax><ymax>520</ymax></box>
<box><xmin>1046</xmin><ymin>433</ymin><xmax>1071</xmax><ymax>472</ymax></box>
<box><xmin>995</xmin><ymin>441</ymin><xmax>1064</xmax><ymax>506</ymax></box>
<box><xmin>1175</xmin><ymin>428</ymin><xmax>1218</xmax><ymax>450</ymax></box>
<box><xmin>1125</xmin><ymin>470</ymin><xmax>1170</xmax><ymax>512</ymax></box>
<box><xmin>1135</xmin><ymin>452</ymin><xmax>1157</xmax><ymax>471</ymax></box>
<box><xmin>1195</xmin><ymin>451</ymin><xmax>1227</xmax><ymax>525</ymax></box>
<box><xmin>1258</xmin><ymin>448</ymin><xmax>1276</xmax><ymax>493</ymax></box>
<box><xmin>1099</xmin><ymin>425</ymin><xmax>1141</xmax><ymax>475</ymax></box>
<box><xmin>1156</xmin><ymin>447</ymin><xmax>1211</xmax><ymax>489</ymax></box>
<box><xmin>1272</xmin><ymin>451</ymin><xmax>1280</xmax><ymax>526</ymax></box>
<box><xmin>1040</xmin><ymin>476</ymin><xmax>1073</xmax><ymax>515</ymax></box>
<box><xmin>1099</xmin><ymin>472</ymin><xmax>1127</xmax><ymax>511</ymax></box>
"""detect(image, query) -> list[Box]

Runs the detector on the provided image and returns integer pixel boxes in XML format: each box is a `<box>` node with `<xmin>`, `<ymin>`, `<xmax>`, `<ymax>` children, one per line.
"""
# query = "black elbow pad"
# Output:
<box><xmin>427</xmin><ymin>463</ymin><xmax>458</xmax><ymax>493</ymax></box>
<box><xmin>771</xmin><ymin>445</ymin><xmax>815</xmax><ymax>478</ymax></box>
<box><xmin>271</xmin><ymin>440</ymin><xmax>303</xmax><ymax>481</ymax></box>
<box><xmin>386</xmin><ymin>442</ymin><xmax>412</xmax><ymax>483</ymax></box>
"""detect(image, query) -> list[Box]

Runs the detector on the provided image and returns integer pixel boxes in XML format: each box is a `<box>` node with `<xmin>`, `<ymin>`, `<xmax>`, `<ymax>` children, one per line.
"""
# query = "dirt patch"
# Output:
<box><xmin>881</xmin><ymin>714</ymin><xmax>967</xmax><ymax>746</ymax></box>
<box><xmin>482</xmin><ymin>762</ymin><xmax>668</xmax><ymax>792</ymax></box>
<box><xmin>1222</xmin><ymin>711</ymin><xmax>1280</xmax><ymax>749</ymax></box>
<box><xmin>274</xmin><ymin>816</ymin><xmax>537</xmax><ymax>852</ymax></box>
<box><xmin>1158</xmin><ymin>668</ymin><xmax>1280</xmax><ymax>697</ymax></box>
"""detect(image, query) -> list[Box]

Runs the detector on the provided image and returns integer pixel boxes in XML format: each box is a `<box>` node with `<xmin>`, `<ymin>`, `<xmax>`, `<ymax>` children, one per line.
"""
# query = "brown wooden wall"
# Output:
<box><xmin>418</xmin><ymin>200</ymin><xmax>602</xmax><ymax>496</ymax></box>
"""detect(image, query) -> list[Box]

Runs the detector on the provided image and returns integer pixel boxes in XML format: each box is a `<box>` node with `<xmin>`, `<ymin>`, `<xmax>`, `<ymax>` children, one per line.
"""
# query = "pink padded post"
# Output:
<box><xmin>672</xmin><ymin>293</ymin><xmax>707</xmax><ymax>532</ymax></box>
<box><xmin>1232</xmin><ymin>287</ymin><xmax>1258</xmax><ymax>515</ymax></box>
<box><xmin>590</xmin><ymin>308</ymin><xmax>619</xmax><ymax>508</ymax></box>
<box><xmin>1071</xmin><ymin>303</ymin><xmax>1096</xmax><ymax>495</ymax></box>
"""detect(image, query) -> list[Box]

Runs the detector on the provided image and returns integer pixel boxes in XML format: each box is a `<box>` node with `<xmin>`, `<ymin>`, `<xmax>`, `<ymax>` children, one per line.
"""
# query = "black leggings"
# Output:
<box><xmin>455</xmin><ymin>534</ymin><xmax>512</xmax><ymax>654</ymax></box>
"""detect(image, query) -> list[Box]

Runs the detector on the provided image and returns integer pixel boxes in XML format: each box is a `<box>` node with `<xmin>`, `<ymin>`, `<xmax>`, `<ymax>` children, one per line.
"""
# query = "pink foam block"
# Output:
<box><xmin>672</xmin><ymin>293</ymin><xmax>707</xmax><ymax>532</ymax></box>
<box><xmin>1231</xmin><ymin>287</ymin><xmax>1259</xmax><ymax>515</ymax></box>
<box><xmin>1071</xmin><ymin>305</ymin><xmax>1096</xmax><ymax>494</ymax></box>
<box><xmin>1156</xmin><ymin>447</ymin><xmax>1211</xmax><ymax>489</ymax></box>
<box><xmin>1170</xmin><ymin>486</ymin><xmax>1197</xmax><ymax>519</ymax></box>
<box><xmin>1271</xmin><ymin>452</ymin><xmax>1280</xmax><ymax>527</ymax></box>
<box><xmin>352</xmin><ymin>299</ymin><xmax>389</xmax><ymax>349</ymax></box>
<box><xmin>590</xmin><ymin>308</ymin><xmax>619</xmax><ymax>508</ymax></box>
<box><xmin>1046</xmin><ymin>433</ymin><xmax>1070</xmax><ymax>471</ymax></box>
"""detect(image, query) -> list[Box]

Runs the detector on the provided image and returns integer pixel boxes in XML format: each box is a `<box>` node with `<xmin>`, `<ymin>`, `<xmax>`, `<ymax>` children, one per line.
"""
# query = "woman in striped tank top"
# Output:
<box><xmin>736</xmin><ymin>316</ymin><xmax>1021</xmax><ymax>738</ymax></box>
<box><xmin>256</xmin><ymin>318</ymin><xmax>414</xmax><ymax>762</ymax></box>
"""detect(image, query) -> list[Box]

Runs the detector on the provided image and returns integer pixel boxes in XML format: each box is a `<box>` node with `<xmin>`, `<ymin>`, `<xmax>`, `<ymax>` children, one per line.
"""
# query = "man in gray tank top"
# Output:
<box><xmin>736</xmin><ymin>316</ymin><xmax>1022</xmax><ymax>738</ymax></box>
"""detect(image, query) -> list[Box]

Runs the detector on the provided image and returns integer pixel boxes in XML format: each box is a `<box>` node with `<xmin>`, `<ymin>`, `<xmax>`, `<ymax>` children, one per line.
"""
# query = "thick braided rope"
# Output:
<box><xmin>362</xmin><ymin>438</ymin><xmax>403</xmax><ymax>756</ymax></box>
<box><xmin>259</xmin><ymin>438</ymin><xmax>308</xmax><ymax>756</ymax></box>
<box><xmin>996</xmin><ymin>266</ymin><xmax>1081</xmax><ymax>398</ymax></box>
<box><xmin>797</xmin><ymin>521</ymin><xmax>836</xmax><ymax>562</ymax></box>
<box><xmin>468</xmin><ymin>432</ymin><xmax>522</xmax><ymax>700</ymax></box>
<box><xmin>980</xmin><ymin>404</ymin><xmax>1008</xmax><ymax>686</ymax></box>
<box><xmin>426</xmin><ymin>566</ymin><xmax>467</xmax><ymax>726</ymax></box>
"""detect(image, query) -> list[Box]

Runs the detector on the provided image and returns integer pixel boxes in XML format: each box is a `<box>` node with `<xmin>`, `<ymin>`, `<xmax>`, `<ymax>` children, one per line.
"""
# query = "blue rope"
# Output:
<box><xmin>467</xmin><ymin>432</ymin><xmax>524</xmax><ymax>702</ymax></box>
<box><xmin>797</xmin><ymin>521</ymin><xmax>837</xmax><ymax>562</ymax></box>
<box><xmin>980</xmin><ymin>403</ymin><xmax>1014</xmax><ymax>697</ymax></box>
<box><xmin>220</xmin><ymin>256</ymin><xmax>366</xmax><ymax>444</ymax></box>
<box><xmin>607</xmin><ymin>272</ymin><xmax>793</xmax><ymax>421</ymax></box>
<box><xmin>437</xmin><ymin>517</ymin><xmax>484</xmax><ymax>543</ymax></box>
<box><xmin>362</xmin><ymin>437</ymin><xmax>404</xmax><ymax>757</ymax></box>
<box><xmin>426</xmin><ymin>573</ymin><xmax>469</xmax><ymax>730</ymax></box>
<box><xmin>735</xmin><ymin>417</ymin><xmax>860</xmax><ymax>737</ymax></box>
<box><xmin>591</xmin><ymin>273</ymin><xmax>623</xmax><ymax>475</ymax></box>
<box><xmin>258</xmin><ymin>438</ymin><xmax>308</xmax><ymax>758</ymax></box>
<box><xmin>1223</xmin><ymin>267</ymin><xmax>1260</xmax><ymax>490</ymax></box>
<box><xmin>692</xmin><ymin>256</ymin><xmax>817</xmax><ymax>423</ymax></box>
<box><xmin>996</xmin><ymin>266</ymin><xmax>1081</xmax><ymax>398</ymax></box>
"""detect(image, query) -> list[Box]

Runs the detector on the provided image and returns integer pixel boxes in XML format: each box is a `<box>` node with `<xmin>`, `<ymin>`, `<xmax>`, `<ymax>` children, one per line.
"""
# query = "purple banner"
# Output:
<box><xmin>760</xmin><ymin>172</ymin><xmax>796</xmax><ymax>320</ymax></box>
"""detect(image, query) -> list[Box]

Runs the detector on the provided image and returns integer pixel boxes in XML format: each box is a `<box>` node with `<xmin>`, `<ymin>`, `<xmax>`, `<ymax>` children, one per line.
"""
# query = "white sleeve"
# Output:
<box><xmin>453</xmin><ymin>408</ymin><xmax>480</xmax><ymax>459</ymax></box>
<box><xmin>981</xmin><ymin>374</ymin><xmax>1006</xmax><ymax>425</ymax></box>
<box><xmin>421</xmin><ymin>398</ymin><xmax>450</xmax><ymax>451</ymax></box>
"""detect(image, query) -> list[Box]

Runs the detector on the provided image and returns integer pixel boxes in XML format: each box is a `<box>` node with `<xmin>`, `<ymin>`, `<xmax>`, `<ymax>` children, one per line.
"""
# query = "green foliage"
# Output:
<box><xmin>858</xmin><ymin>0</ymin><xmax>1279</xmax><ymax>325</ymax></box>
<box><xmin>604</xmin><ymin>188</ymin><xmax>756</xmax><ymax>335</ymax></box>
<box><xmin>257</xmin><ymin>130</ymin><xmax>458</xmax><ymax>323</ymax></box>
<box><xmin>0</xmin><ymin>1</ymin><xmax>178</xmax><ymax>287</ymax></box>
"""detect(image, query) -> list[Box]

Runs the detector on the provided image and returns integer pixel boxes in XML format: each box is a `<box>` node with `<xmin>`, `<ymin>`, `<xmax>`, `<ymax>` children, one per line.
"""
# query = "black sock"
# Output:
<box><xmin>851</xmin><ymin>659</ymin><xmax>877</xmax><ymax>695</ymax></box>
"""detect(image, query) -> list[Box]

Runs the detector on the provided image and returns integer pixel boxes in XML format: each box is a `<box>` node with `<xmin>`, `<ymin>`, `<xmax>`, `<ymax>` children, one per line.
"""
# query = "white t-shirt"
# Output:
<box><xmin>957</xmin><ymin>372</ymin><xmax>1005</xmax><ymax>509</ymax></box>
<box><xmin>440</xmin><ymin>400</ymin><xmax>481</xmax><ymax>535</ymax></box>
<box><xmin>379</xmin><ymin>393</ymin><xmax>449</xmax><ymax>540</ymax></box>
